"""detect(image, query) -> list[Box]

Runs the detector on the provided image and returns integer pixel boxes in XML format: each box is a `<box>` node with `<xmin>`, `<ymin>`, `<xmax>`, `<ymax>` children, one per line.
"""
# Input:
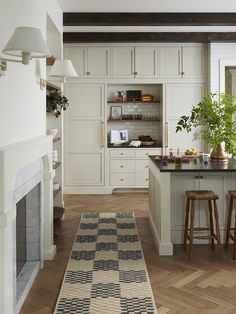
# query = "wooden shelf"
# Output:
<box><xmin>108</xmin><ymin>118</ymin><xmax>161</xmax><ymax>122</ymax></box>
<box><xmin>53</xmin><ymin>187</ymin><xmax>61</xmax><ymax>199</ymax></box>
<box><xmin>107</xmin><ymin>100</ymin><xmax>160</xmax><ymax>104</ymax></box>
<box><xmin>46</xmin><ymin>112</ymin><xmax>55</xmax><ymax>117</ymax></box>
<box><xmin>53</xmin><ymin>137</ymin><xmax>61</xmax><ymax>143</ymax></box>
<box><xmin>46</xmin><ymin>81</ymin><xmax>60</xmax><ymax>91</ymax></box>
<box><xmin>53</xmin><ymin>162</ymin><xmax>61</xmax><ymax>170</ymax></box>
<box><xmin>53</xmin><ymin>205</ymin><xmax>65</xmax><ymax>220</ymax></box>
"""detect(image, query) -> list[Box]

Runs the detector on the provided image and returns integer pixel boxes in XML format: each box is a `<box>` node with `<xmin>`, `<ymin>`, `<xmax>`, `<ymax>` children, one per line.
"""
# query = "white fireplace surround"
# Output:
<box><xmin>0</xmin><ymin>135</ymin><xmax>55</xmax><ymax>314</ymax></box>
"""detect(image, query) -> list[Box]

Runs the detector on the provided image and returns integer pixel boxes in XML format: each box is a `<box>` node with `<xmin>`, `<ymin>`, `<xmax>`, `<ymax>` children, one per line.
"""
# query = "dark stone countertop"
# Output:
<box><xmin>149</xmin><ymin>156</ymin><xmax>236</xmax><ymax>172</ymax></box>
<box><xmin>108</xmin><ymin>144</ymin><xmax>162</xmax><ymax>149</ymax></box>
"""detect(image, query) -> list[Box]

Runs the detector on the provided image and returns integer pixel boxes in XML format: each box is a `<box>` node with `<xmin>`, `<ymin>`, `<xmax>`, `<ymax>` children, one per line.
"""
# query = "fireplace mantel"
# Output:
<box><xmin>0</xmin><ymin>135</ymin><xmax>55</xmax><ymax>314</ymax></box>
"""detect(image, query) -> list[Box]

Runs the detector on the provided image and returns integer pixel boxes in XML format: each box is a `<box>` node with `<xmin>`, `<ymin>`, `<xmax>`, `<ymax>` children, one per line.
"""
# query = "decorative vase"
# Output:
<box><xmin>116</xmin><ymin>91</ymin><xmax>124</xmax><ymax>102</ymax></box>
<box><xmin>210</xmin><ymin>143</ymin><xmax>228</xmax><ymax>161</ymax></box>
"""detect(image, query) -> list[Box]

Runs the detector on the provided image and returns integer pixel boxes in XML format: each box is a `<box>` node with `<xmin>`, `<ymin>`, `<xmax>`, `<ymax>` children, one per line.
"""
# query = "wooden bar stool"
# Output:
<box><xmin>184</xmin><ymin>190</ymin><xmax>222</xmax><ymax>260</ymax></box>
<box><xmin>225</xmin><ymin>190</ymin><xmax>236</xmax><ymax>260</ymax></box>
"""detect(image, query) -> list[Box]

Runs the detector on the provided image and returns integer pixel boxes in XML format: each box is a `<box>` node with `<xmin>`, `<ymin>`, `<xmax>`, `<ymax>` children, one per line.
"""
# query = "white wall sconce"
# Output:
<box><xmin>0</xmin><ymin>26</ymin><xmax>50</xmax><ymax>76</ymax></box>
<box><xmin>49</xmin><ymin>59</ymin><xmax>78</xmax><ymax>83</ymax></box>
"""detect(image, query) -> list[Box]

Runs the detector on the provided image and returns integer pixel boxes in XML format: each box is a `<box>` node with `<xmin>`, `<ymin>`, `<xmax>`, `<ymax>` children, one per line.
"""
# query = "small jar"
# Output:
<box><xmin>203</xmin><ymin>154</ymin><xmax>209</xmax><ymax>164</ymax></box>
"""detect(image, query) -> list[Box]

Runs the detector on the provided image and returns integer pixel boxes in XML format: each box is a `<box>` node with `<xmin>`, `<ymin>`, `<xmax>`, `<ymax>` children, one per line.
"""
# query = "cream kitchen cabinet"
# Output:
<box><xmin>165</xmin><ymin>83</ymin><xmax>205</xmax><ymax>154</ymax></box>
<box><xmin>109</xmin><ymin>148</ymin><xmax>161</xmax><ymax>189</ymax></box>
<box><xmin>64</xmin><ymin>83</ymin><xmax>105</xmax><ymax>193</ymax></box>
<box><xmin>159</xmin><ymin>45</ymin><xmax>205</xmax><ymax>79</ymax></box>
<box><xmin>64</xmin><ymin>46</ymin><xmax>110</xmax><ymax>78</ymax></box>
<box><xmin>112</xmin><ymin>46</ymin><xmax>157</xmax><ymax>79</ymax></box>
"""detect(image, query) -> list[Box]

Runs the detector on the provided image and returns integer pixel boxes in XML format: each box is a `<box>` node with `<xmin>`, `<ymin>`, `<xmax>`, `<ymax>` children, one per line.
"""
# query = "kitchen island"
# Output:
<box><xmin>148</xmin><ymin>156</ymin><xmax>236</xmax><ymax>255</ymax></box>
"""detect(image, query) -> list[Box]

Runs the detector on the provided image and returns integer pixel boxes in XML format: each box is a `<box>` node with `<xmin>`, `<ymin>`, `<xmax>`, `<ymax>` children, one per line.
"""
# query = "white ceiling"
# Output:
<box><xmin>58</xmin><ymin>0</ymin><xmax>236</xmax><ymax>13</ymax></box>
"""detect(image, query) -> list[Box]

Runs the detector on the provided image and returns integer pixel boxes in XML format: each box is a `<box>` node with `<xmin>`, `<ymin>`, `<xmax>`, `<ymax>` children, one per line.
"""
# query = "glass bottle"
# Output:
<box><xmin>199</xmin><ymin>151</ymin><xmax>204</xmax><ymax>162</ymax></box>
<box><xmin>175</xmin><ymin>148</ymin><xmax>182</xmax><ymax>167</ymax></box>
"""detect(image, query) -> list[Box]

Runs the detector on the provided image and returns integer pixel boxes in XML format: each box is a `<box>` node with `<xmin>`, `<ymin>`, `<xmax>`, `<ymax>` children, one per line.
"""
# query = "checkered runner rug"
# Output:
<box><xmin>54</xmin><ymin>212</ymin><xmax>157</xmax><ymax>314</ymax></box>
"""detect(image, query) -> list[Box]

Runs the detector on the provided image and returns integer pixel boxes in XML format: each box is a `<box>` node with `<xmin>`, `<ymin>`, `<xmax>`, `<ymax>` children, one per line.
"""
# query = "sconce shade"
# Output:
<box><xmin>3</xmin><ymin>27</ymin><xmax>50</xmax><ymax>64</ymax></box>
<box><xmin>49</xmin><ymin>60</ymin><xmax>78</xmax><ymax>79</ymax></box>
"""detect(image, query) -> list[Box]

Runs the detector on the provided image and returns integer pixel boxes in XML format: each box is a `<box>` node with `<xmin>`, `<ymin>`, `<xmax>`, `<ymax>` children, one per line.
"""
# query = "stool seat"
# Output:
<box><xmin>228</xmin><ymin>190</ymin><xmax>236</xmax><ymax>198</ymax></box>
<box><xmin>185</xmin><ymin>190</ymin><xmax>219</xmax><ymax>200</ymax></box>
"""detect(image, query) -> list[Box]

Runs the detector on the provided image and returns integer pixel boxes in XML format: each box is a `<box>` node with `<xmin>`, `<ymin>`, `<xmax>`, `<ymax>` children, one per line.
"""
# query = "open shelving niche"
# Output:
<box><xmin>107</xmin><ymin>84</ymin><xmax>163</xmax><ymax>147</ymax></box>
<box><xmin>46</xmin><ymin>15</ymin><xmax>64</xmax><ymax>230</ymax></box>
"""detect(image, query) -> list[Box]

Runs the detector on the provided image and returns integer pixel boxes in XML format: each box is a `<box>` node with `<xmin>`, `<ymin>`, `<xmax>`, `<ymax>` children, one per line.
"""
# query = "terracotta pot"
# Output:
<box><xmin>210</xmin><ymin>143</ymin><xmax>228</xmax><ymax>161</ymax></box>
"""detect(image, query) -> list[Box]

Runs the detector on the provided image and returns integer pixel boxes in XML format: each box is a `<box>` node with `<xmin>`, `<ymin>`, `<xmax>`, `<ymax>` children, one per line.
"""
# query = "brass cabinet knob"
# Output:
<box><xmin>86</xmin><ymin>71</ymin><xmax>90</xmax><ymax>75</ymax></box>
<box><xmin>120</xmin><ymin>165</ymin><xmax>124</xmax><ymax>168</ymax></box>
<box><xmin>134</xmin><ymin>71</ymin><xmax>138</xmax><ymax>75</ymax></box>
<box><xmin>120</xmin><ymin>178</ymin><xmax>124</xmax><ymax>181</ymax></box>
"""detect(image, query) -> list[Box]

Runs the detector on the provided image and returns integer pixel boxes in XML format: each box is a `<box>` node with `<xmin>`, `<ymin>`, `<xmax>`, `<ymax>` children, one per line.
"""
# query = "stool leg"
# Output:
<box><xmin>213</xmin><ymin>199</ymin><xmax>222</xmax><ymax>259</ymax></box>
<box><xmin>225</xmin><ymin>196</ymin><xmax>233</xmax><ymax>248</ymax></box>
<box><xmin>188</xmin><ymin>199</ymin><xmax>195</xmax><ymax>260</ymax></box>
<box><xmin>233</xmin><ymin>210</ymin><xmax>236</xmax><ymax>260</ymax></box>
<box><xmin>208</xmin><ymin>200</ymin><xmax>215</xmax><ymax>251</ymax></box>
<box><xmin>184</xmin><ymin>198</ymin><xmax>190</xmax><ymax>250</ymax></box>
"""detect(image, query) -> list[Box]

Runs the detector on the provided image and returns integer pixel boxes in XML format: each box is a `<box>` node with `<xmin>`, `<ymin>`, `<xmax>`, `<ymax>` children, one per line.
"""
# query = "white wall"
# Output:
<box><xmin>209</xmin><ymin>43</ymin><xmax>236</xmax><ymax>93</ymax></box>
<box><xmin>0</xmin><ymin>0</ymin><xmax>62</xmax><ymax>147</ymax></box>
<box><xmin>58</xmin><ymin>0</ymin><xmax>236</xmax><ymax>12</ymax></box>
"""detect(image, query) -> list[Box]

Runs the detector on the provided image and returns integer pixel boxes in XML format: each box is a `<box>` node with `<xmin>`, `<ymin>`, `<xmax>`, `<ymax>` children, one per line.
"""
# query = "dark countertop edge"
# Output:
<box><xmin>149</xmin><ymin>156</ymin><xmax>236</xmax><ymax>172</ymax></box>
<box><xmin>108</xmin><ymin>145</ymin><xmax>162</xmax><ymax>149</ymax></box>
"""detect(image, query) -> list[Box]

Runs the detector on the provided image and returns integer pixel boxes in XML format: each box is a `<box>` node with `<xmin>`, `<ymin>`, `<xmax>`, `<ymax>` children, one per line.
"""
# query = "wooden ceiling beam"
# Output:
<box><xmin>63</xmin><ymin>13</ymin><xmax>236</xmax><ymax>27</ymax></box>
<box><xmin>63</xmin><ymin>32</ymin><xmax>236</xmax><ymax>43</ymax></box>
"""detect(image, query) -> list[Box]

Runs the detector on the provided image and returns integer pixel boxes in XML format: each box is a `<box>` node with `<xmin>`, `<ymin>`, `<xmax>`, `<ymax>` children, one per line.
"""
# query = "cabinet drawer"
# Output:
<box><xmin>110</xmin><ymin>160</ymin><xmax>135</xmax><ymax>172</ymax></box>
<box><xmin>109</xmin><ymin>149</ymin><xmax>135</xmax><ymax>158</ymax></box>
<box><xmin>135</xmin><ymin>160</ymin><xmax>149</xmax><ymax>173</ymax></box>
<box><xmin>110</xmin><ymin>173</ymin><xmax>135</xmax><ymax>186</ymax></box>
<box><xmin>135</xmin><ymin>149</ymin><xmax>161</xmax><ymax>158</ymax></box>
<box><xmin>136</xmin><ymin>173</ymin><xmax>149</xmax><ymax>186</ymax></box>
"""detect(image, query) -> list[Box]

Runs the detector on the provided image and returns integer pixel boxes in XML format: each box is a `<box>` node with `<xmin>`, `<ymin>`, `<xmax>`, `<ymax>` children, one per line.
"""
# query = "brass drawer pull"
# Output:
<box><xmin>120</xmin><ymin>165</ymin><xmax>124</xmax><ymax>168</ymax></box>
<box><xmin>120</xmin><ymin>178</ymin><xmax>124</xmax><ymax>181</ymax></box>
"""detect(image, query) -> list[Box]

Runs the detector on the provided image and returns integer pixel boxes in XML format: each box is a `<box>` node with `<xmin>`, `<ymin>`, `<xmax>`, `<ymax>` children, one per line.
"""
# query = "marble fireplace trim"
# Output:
<box><xmin>0</xmin><ymin>135</ymin><xmax>55</xmax><ymax>314</ymax></box>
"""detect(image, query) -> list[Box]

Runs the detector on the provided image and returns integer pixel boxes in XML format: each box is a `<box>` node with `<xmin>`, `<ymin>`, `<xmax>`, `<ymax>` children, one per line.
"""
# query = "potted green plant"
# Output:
<box><xmin>176</xmin><ymin>92</ymin><xmax>236</xmax><ymax>160</ymax></box>
<box><xmin>46</xmin><ymin>89</ymin><xmax>69</xmax><ymax>118</ymax></box>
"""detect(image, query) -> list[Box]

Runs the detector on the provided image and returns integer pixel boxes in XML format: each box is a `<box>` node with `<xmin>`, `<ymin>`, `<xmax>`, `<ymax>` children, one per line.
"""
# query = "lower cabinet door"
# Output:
<box><xmin>136</xmin><ymin>173</ymin><xmax>149</xmax><ymax>186</ymax></box>
<box><xmin>135</xmin><ymin>160</ymin><xmax>149</xmax><ymax>173</ymax></box>
<box><xmin>110</xmin><ymin>173</ymin><xmax>135</xmax><ymax>186</ymax></box>
<box><xmin>66</xmin><ymin>152</ymin><xmax>104</xmax><ymax>186</ymax></box>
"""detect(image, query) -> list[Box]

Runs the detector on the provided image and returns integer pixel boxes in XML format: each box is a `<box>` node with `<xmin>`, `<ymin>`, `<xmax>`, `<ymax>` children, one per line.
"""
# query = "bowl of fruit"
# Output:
<box><xmin>185</xmin><ymin>148</ymin><xmax>197</xmax><ymax>157</ymax></box>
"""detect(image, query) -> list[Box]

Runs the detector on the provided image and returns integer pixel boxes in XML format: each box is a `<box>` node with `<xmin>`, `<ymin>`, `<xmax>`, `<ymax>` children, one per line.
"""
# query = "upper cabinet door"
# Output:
<box><xmin>112</xmin><ymin>47</ymin><xmax>134</xmax><ymax>78</ymax></box>
<box><xmin>165</xmin><ymin>83</ymin><xmax>205</xmax><ymax>153</ymax></box>
<box><xmin>64</xmin><ymin>47</ymin><xmax>86</xmax><ymax>77</ymax></box>
<box><xmin>182</xmin><ymin>46</ymin><xmax>205</xmax><ymax>79</ymax></box>
<box><xmin>134</xmin><ymin>47</ymin><xmax>157</xmax><ymax>78</ymax></box>
<box><xmin>87</xmin><ymin>47</ymin><xmax>110</xmax><ymax>78</ymax></box>
<box><xmin>159</xmin><ymin>47</ymin><xmax>181</xmax><ymax>79</ymax></box>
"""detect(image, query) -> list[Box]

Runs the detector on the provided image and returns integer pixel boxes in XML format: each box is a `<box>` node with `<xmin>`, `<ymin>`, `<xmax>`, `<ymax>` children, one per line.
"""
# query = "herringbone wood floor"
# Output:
<box><xmin>20</xmin><ymin>193</ymin><xmax>236</xmax><ymax>314</ymax></box>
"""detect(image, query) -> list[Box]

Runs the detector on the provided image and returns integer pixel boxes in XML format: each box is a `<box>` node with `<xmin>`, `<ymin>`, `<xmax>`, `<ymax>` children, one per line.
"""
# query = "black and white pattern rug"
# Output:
<box><xmin>54</xmin><ymin>212</ymin><xmax>157</xmax><ymax>314</ymax></box>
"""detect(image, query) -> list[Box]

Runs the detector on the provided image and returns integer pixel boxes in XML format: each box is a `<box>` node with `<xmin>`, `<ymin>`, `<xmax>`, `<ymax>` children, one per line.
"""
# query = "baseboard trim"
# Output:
<box><xmin>43</xmin><ymin>244</ymin><xmax>56</xmax><ymax>260</ymax></box>
<box><xmin>64</xmin><ymin>186</ymin><xmax>149</xmax><ymax>194</ymax></box>
<box><xmin>64</xmin><ymin>187</ymin><xmax>112</xmax><ymax>194</ymax></box>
